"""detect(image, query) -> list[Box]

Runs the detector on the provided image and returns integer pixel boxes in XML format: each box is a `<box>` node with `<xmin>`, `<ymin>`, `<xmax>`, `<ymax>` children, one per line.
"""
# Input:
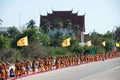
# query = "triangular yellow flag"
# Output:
<box><xmin>86</xmin><ymin>41</ymin><xmax>91</xmax><ymax>46</ymax></box>
<box><xmin>102</xmin><ymin>41</ymin><xmax>106</xmax><ymax>46</ymax></box>
<box><xmin>62</xmin><ymin>38</ymin><xmax>70</xmax><ymax>47</ymax></box>
<box><xmin>17</xmin><ymin>36</ymin><xmax>28</xmax><ymax>46</ymax></box>
<box><xmin>116</xmin><ymin>42</ymin><xmax>120</xmax><ymax>47</ymax></box>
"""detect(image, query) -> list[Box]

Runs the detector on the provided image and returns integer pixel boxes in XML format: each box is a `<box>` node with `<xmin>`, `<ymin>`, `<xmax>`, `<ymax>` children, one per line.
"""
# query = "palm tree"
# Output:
<box><xmin>26</xmin><ymin>19</ymin><xmax>36</xmax><ymax>29</ymax></box>
<box><xmin>40</xmin><ymin>19</ymin><xmax>51</xmax><ymax>34</ymax></box>
<box><xmin>73</xmin><ymin>25</ymin><xmax>80</xmax><ymax>36</ymax></box>
<box><xmin>63</xmin><ymin>19</ymin><xmax>72</xmax><ymax>36</ymax></box>
<box><xmin>63</xmin><ymin>19</ymin><xmax>72</xmax><ymax>30</ymax></box>
<box><xmin>54</xmin><ymin>18</ymin><xmax>63</xmax><ymax>29</ymax></box>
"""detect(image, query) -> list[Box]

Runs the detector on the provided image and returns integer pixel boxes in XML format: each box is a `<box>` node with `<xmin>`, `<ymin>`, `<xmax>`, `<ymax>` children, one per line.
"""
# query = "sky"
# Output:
<box><xmin>0</xmin><ymin>0</ymin><xmax>120</xmax><ymax>34</ymax></box>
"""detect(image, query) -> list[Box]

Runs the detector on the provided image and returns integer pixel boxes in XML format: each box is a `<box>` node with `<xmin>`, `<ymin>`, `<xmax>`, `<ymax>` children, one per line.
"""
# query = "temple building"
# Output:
<box><xmin>40</xmin><ymin>10</ymin><xmax>85</xmax><ymax>43</ymax></box>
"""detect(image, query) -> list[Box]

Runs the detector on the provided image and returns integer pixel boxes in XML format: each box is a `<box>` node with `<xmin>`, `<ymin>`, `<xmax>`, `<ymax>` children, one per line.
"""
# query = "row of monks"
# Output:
<box><xmin>0</xmin><ymin>52</ymin><xmax>120</xmax><ymax>80</ymax></box>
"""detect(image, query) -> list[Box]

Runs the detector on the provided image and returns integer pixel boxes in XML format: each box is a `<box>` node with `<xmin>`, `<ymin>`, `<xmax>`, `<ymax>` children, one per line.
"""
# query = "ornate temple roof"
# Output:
<box><xmin>40</xmin><ymin>10</ymin><xmax>85</xmax><ymax>32</ymax></box>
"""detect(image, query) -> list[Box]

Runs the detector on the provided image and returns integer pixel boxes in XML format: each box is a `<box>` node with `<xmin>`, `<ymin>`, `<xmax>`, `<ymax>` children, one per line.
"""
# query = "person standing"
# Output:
<box><xmin>15</xmin><ymin>60</ymin><xmax>21</xmax><ymax>77</ymax></box>
<box><xmin>19</xmin><ymin>61</ymin><xmax>25</xmax><ymax>76</ymax></box>
<box><xmin>25</xmin><ymin>60</ymin><xmax>31</xmax><ymax>74</ymax></box>
<box><xmin>0</xmin><ymin>62</ymin><xmax>6</xmax><ymax>80</ymax></box>
<box><xmin>32</xmin><ymin>59</ymin><xmax>37</xmax><ymax>74</ymax></box>
<box><xmin>38</xmin><ymin>58</ymin><xmax>44</xmax><ymax>72</ymax></box>
<box><xmin>5</xmin><ymin>62</ymin><xmax>11</xmax><ymax>79</ymax></box>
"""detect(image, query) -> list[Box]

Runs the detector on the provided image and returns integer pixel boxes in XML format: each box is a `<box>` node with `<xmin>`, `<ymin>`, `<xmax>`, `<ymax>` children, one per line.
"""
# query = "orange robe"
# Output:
<box><xmin>25</xmin><ymin>60</ymin><xmax>31</xmax><ymax>74</ymax></box>
<box><xmin>0</xmin><ymin>63</ymin><xmax>6</xmax><ymax>79</ymax></box>
<box><xmin>32</xmin><ymin>60</ymin><xmax>36</xmax><ymax>73</ymax></box>
<box><xmin>55</xmin><ymin>59</ymin><xmax>60</xmax><ymax>69</ymax></box>
<box><xmin>15</xmin><ymin>61</ymin><xmax>21</xmax><ymax>77</ymax></box>
<box><xmin>44</xmin><ymin>58</ymin><xmax>49</xmax><ymax>70</ymax></box>
<box><xmin>38</xmin><ymin>59</ymin><xmax>44</xmax><ymax>71</ymax></box>
<box><xmin>0</xmin><ymin>64</ymin><xmax>2</xmax><ymax>79</ymax></box>
<box><xmin>20</xmin><ymin>62</ymin><xmax>25</xmax><ymax>76</ymax></box>
<box><xmin>5</xmin><ymin>63</ymin><xmax>10</xmax><ymax>79</ymax></box>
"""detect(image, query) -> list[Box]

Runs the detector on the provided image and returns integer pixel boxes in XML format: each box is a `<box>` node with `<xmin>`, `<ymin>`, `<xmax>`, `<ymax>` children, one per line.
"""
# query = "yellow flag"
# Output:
<box><xmin>17</xmin><ymin>36</ymin><xmax>28</xmax><ymax>46</ymax></box>
<box><xmin>62</xmin><ymin>38</ymin><xmax>70</xmax><ymax>47</ymax></box>
<box><xmin>116</xmin><ymin>42</ymin><xmax>120</xmax><ymax>47</ymax></box>
<box><xmin>102</xmin><ymin>41</ymin><xmax>106</xmax><ymax>46</ymax></box>
<box><xmin>86</xmin><ymin>41</ymin><xmax>91</xmax><ymax>46</ymax></box>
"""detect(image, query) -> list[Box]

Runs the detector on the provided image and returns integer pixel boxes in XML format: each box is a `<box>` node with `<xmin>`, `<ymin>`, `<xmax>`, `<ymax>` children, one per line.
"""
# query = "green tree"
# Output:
<box><xmin>70</xmin><ymin>38</ymin><xmax>80</xmax><ymax>53</ymax></box>
<box><xmin>90</xmin><ymin>30</ymin><xmax>103</xmax><ymax>46</ymax></box>
<box><xmin>114</xmin><ymin>26</ymin><xmax>120</xmax><ymax>42</ymax></box>
<box><xmin>12</xmin><ymin>28</ymin><xmax>38</xmax><ymax>48</ymax></box>
<box><xmin>7</xmin><ymin>26</ymin><xmax>20</xmax><ymax>39</ymax></box>
<box><xmin>50</xmin><ymin>18</ymin><xmax>63</xmax><ymax>46</ymax></box>
<box><xmin>54</xmin><ymin>18</ymin><xmax>63</xmax><ymax>29</ymax></box>
<box><xmin>0</xmin><ymin>35</ymin><xmax>11</xmax><ymax>50</ymax></box>
<box><xmin>40</xmin><ymin>19</ymin><xmax>51</xmax><ymax>34</ymax></box>
<box><xmin>26</xmin><ymin>19</ymin><xmax>37</xmax><ymax>29</ymax></box>
<box><xmin>73</xmin><ymin>25</ymin><xmax>80</xmax><ymax>36</ymax></box>
<box><xmin>63</xmin><ymin>19</ymin><xmax>72</xmax><ymax>29</ymax></box>
<box><xmin>21</xmin><ymin>28</ymin><xmax>39</xmax><ymax>43</ymax></box>
<box><xmin>39</xmin><ymin>28</ymin><xmax>50</xmax><ymax>46</ymax></box>
<box><xmin>103</xmin><ymin>31</ymin><xmax>112</xmax><ymax>40</ymax></box>
<box><xmin>7</xmin><ymin>26</ymin><xmax>20</xmax><ymax>48</ymax></box>
<box><xmin>63</xmin><ymin>19</ymin><xmax>72</xmax><ymax>36</ymax></box>
<box><xmin>50</xmin><ymin>31</ymin><xmax>63</xmax><ymax>47</ymax></box>
<box><xmin>104</xmin><ymin>40</ymin><xmax>114</xmax><ymax>52</ymax></box>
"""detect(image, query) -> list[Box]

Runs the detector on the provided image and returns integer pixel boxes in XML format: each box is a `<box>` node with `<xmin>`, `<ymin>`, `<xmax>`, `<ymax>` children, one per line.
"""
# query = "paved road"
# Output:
<box><xmin>16</xmin><ymin>58</ymin><xmax>120</xmax><ymax>80</ymax></box>
<box><xmin>81</xmin><ymin>66</ymin><xmax>120</xmax><ymax>80</ymax></box>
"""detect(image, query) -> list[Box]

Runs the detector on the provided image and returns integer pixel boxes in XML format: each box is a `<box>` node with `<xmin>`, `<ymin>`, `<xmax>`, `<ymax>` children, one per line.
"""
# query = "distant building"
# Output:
<box><xmin>40</xmin><ymin>10</ymin><xmax>85</xmax><ymax>43</ymax></box>
<box><xmin>0</xmin><ymin>27</ymin><xmax>9</xmax><ymax>35</ymax></box>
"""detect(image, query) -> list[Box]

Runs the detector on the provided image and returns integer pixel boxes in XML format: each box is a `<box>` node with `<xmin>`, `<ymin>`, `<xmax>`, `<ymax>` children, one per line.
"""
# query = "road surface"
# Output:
<box><xmin>14</xmin><ymin>58</ymin><xmax>120</xmax><ymax>80</ymax></box>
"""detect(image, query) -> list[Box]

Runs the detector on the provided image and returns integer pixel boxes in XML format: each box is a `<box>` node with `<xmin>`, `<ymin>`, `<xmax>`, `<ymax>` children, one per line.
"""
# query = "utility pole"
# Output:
<box><xmin>19</xmin><ymin>14</ymin><xmax>21</xmax><ymax>31</ymax></box>
<box><xmin>81</xmin><ymin>31</ymin><xmax>84</xmax><ymax>43</ymax></box>
<box><xmin>112</xmin><ymin>26</ymin><xmax>116</xmax><ymax>46</ymax></box>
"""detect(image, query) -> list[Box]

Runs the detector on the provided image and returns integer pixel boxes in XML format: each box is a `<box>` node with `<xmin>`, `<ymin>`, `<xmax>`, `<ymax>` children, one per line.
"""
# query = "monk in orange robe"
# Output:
<box><xmin>38</xmin><ymin>58</ymin><xmax>44</xmax><ymax>72</ymax></box>
<box><xmin>5</xmin><ymin>62</ymin><xmax>11</xmax><ymax>79</ymax></box>
<box><xmin>55</xmin><ymin>57</ymin><xmax>61</xmax><ymax>69</ymax></box>
<box><xmin>32</xmin><ymin>59</ymin><xmax>37</xmax><ymax>74</ymax></box>
<box><xmin>49</xmin><ymin>57</ymin><xmax>54</xmax><ymax>70</ymax></box>
<box><xmin>20</xmin><ymin>61</ymin><xmax>25</xmax><ymax>76</ymax></box>
<box><xmin>15</xmin><ymin>60</ymin><xmax>21</xmax><ymax>77</ymax></box>
<box><xmin>25</xmin><ymin>60</ymin><xmax>31</xmax><ymax>74</ymax></box>
<box><xmin>0</xmin><ymin>62</ymin><xmax>6</xmax><ymax>80</ymax></box>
